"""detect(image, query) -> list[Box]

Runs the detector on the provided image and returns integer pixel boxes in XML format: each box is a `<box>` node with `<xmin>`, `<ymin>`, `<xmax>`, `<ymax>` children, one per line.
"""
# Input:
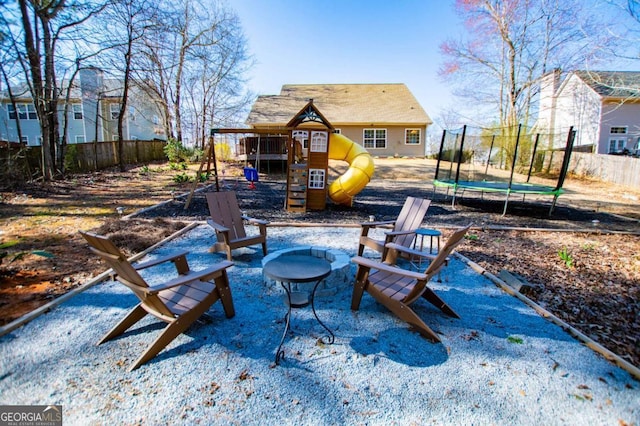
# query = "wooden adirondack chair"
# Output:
<box><xmin>358</xmin><ymin>196</ymin><xmax>431</xmax><ymax>259</ymax></box>
<box><xmin>351</xmin><ymin>225</ymin><xmax>471</xmax><ymax>342</ymax></box>
<box><xmin>79</xmin><ymin>230</ymin><xmax>235</xmax><ymax>371</ymax></box>
<box><xmin>206</xmin><ymin>191</ymin><xmax>268</xmax><ymax>261</ymax></box>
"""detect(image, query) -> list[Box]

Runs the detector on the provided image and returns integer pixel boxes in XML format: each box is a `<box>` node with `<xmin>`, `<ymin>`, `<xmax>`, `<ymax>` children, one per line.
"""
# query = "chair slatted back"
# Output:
<box><xmin>206</xmin><ymin>191</ymin><xmax>247</xmax><ymax>240</ymax></box>
<box><xmin>393</xmin><ymin>197</ymin><xmax>431</xmax><ymax>248</ymax></box>
<box><xmin>404</xmin><ymin>225</ymin><xmax>471</xmax><ymax>304</ymax></box>
<box><xmin>79</xmin><ymin>231</ymin><xmax>173</xmax><ymax>317</ymax></box>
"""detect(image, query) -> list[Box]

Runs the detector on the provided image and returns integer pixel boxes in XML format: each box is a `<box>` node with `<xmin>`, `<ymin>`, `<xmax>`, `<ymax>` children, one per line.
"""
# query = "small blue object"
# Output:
<box><xmin>244</xmin><ymin>167</ymin><xmax>258</xmax><ymax>182</ymax></box>
<box><xmin>414</xmin><ymin>228</ymin><xmax>442</xmax><ymax>255</ymax></box>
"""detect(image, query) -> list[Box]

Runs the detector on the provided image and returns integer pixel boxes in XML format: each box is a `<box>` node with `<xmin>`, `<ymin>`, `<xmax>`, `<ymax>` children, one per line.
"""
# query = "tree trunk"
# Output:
<box><xmin>117</xmin><ymin>24</ymin><xmax>135</xmax><ymax>172</ymax></box>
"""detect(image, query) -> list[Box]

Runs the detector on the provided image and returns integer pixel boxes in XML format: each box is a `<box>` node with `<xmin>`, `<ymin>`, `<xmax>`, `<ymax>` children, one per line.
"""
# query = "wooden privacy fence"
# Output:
<box><xmin>0</xmin><ymin>140</ymin><xmax>167</xmax><ymax>182</ymax></box>
<box><xmin>67</xmin><ymin>140</ymin><xmax>167</xmax><ymax>171</ymax></box>
<box><xmin>542</xmin><ymin>150</ymin><xmax>640</xmax><ymax>188</ymax></box>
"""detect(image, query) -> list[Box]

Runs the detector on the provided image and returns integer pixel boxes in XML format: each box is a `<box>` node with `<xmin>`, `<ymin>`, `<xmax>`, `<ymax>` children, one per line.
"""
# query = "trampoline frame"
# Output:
<box><xmin>433</xmin><ymin>125</ymin><xmax>576</xmax><ymax>216</ymax></box>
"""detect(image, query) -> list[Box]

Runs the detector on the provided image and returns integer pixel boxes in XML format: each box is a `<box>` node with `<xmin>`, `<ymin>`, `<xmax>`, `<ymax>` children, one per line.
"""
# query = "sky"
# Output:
<box><xmin>230</xmin><ymin>0</ymin><xmax>638</xmax><ymax>129</ymax></box>
<box><xmin>231</xmin><ymin>0</ymin><xmax>463</xmax><ymax>127</ymax></box>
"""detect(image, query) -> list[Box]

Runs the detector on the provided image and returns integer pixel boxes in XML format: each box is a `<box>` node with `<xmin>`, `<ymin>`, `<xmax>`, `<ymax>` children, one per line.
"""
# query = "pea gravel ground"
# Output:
<box><xmin>0</xmin><ymin>225</ymin><xmax>638</xmax><ymax>425</ymax></box>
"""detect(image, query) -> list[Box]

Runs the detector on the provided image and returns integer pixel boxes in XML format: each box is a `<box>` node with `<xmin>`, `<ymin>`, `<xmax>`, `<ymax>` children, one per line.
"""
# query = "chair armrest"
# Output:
<box><xmin>147</xmin><ymin>261</ymin><xmax>234</xmax><ymax>293</ymax></box>
<box><xmin>385</xmin><ymin>242</ymin><xmax>439</xmax><ymax>262</ymax></box>
<box><xmin>351</xmin><ymin>256</ymin><xmax>427</xmax><ymax>280</ymax></box>
<box><xmin>207</xmin><ymin>219</ymin><xmax>230</xmax><ymax>233</ymax></box>
<box><xmin>133</xmin><ymin>251</ymin><xmax>190</xmax><ymax>270</ymax></box>
<box><xmin>360</xmin><ymin>220</ymin><xmax>395</xmax><ymax>229</ymax></box>
<box><xmin>242</xmin><ymin>216</ymin><xmax>269</xmax><ymax>226</ymax></box>
<box><xmin>385</xmin><ymin>229</ymin><xmax>417</xmax><ymax>237</ymax></box>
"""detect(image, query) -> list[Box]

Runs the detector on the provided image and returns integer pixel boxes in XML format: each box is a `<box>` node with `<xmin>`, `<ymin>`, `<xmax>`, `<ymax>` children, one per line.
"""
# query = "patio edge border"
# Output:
<box><xmin>454</xmin><ymin>252</ymin><xmax>640</xmax><ymax>382</ymax></box>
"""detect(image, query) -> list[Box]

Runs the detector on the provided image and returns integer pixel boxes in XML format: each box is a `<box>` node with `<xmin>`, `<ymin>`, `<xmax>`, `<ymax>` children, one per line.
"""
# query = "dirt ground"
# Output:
<box><xmin>1</xmin><ymin>158</ymin><xmax>638</xmax><ymax>368</ymax></box>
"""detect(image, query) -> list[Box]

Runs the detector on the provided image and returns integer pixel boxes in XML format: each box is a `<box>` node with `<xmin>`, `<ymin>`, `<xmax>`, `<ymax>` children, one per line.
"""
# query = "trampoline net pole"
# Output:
<box><xmin>507</xmin><ymin>124</ymin><xmax>522</xmax><ymax>191</ymax></box>
<box><xmin>554</xmin><ymin>126</ymin><xmax>576</xmax><ymax>191</ymax></box>
<box><xmin>434</xmin><ymin>129</ymin><xmax>447</xmax><ymax>181</ymax></box>
<box><xmin>485</xmin><ymin>134</ymin><xmax>495</xmax><ymax>176</ymax></box>
<box><xmin>527</xmin><ymin>133</ymin><xmax>541</xmax><ymax>183</ymax></box>
<box><xmin>454</xmin><ymin>125</ymin><xmax>467</xmax><ymax>185</ymax></box>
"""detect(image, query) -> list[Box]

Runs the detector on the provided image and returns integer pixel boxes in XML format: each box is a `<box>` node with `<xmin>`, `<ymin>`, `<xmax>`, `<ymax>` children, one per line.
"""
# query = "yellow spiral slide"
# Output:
<box><xmin>327</xmin><ymin>133</ymin><xmax>375</xmax><ymax>206</ymax></box>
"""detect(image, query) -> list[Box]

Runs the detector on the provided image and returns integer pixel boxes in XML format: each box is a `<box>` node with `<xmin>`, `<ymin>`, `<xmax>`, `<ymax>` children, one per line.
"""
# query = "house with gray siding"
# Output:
<box><xmin>0</xmin><ymin>68</ymin><xmax>166</xmax><ymax>146</ymax></box>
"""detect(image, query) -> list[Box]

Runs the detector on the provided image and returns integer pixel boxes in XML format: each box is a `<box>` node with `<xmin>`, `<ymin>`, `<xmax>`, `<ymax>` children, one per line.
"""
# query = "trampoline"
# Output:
<box><xmin>433</xmin><ymin>124</ymin><xmax>576</xmax><ymax>215</ymax></box>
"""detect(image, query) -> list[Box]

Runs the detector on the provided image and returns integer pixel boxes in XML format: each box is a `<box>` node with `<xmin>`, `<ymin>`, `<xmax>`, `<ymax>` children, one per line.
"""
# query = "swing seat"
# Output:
<box><xmin>243</xmin><ymin>167</ymin><xmax>258</xmax><ymax>182</ymax></box>
<box><xmin>243</xmin><ymin>167</ymin><xmax>258</xmax><ymax>189</ymax></box>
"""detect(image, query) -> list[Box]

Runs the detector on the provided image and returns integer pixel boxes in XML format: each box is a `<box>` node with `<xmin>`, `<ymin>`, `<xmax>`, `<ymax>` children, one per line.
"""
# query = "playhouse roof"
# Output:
<box><xmin>246</xmin><ymin>83</ymin><xmax>431</xmax><ymax>127</ymax></box>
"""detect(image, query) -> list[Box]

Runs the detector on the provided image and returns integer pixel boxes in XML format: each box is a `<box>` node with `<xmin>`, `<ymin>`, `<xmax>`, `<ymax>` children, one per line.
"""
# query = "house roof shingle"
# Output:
<box><xmin>574</xmin><ymin>71</ymin><xmax>640</xmax><ymax>98</ymax></box>
<box><xmin>246</xmin><ymin>83</ymin><xmax>431</xmax><ymax>127</ymax></box>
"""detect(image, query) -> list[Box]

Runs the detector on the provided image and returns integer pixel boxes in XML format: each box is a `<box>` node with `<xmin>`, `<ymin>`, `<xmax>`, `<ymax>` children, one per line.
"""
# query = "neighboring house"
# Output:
<box><xmin>0</xmin><ymin>68</ymin><xmax>166</xmax><ymax>146</ymax></box>
<box><xmin>246</xmin><ymin>83</ymin><xmax>432</xmax><ymax>157</ymax></box>
<box><xmin>536</xmin><ymin>70</ymin><xmax>640</xmax><ymax>154</ymax></box>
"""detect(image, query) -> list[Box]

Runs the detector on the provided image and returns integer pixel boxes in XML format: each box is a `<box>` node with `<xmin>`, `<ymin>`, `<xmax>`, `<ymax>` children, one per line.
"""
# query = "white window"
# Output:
<box><xmin>112</xmin><ymin>135</ymin><xmax>118</xmax><ymax>141</ymax></box>
<box><xmin>310</xmin><ymin>131</ymin><xmax>328</xmax><ymax>152</ymax></box>
<box><xmin>405</xmin><ymin>129</ymin><xmax>421</xmax><ymax>145</ymax></box>
<box><xmin>7</xmin><ymin>104</ymin><xmax>16</xmax><ymax>119</ymax></box>
<box><xmin>20</xmin><ymin>135</ymin><xmax>28</xmax><ymax>144</ymax></box>
<box><xmin>72</xmin><ymin>104</ymin><xmax>83</xmax><ymax>120</ymax></box>
<box><xmin>27</xmin><ymin>104</ymin><xmax>37</xmax><ymax>119</ymax></box>
<box><xmin>333</xmin><ymin>129</ymin><xmax>341</xmax><ymax>134</ymax></box>
<box><xmin>608</xmin><ymin>138</ymin><xmax>626</xmax><ymax>153</ymax></box>
<box><xmin>308</xmin><ymin>168</ymin><xmax>325</xmax><ymax>189</ymax></box>
<box><xmin>610</xmin><ymin>126</ymin><xmax>627</xmax><ymax>134</ymax></box>
<box><xmin>8</xmin><ymin>104</ymin><xmax>29</xmax><ymax>120</ymax></box>
<box><xmin>17</xmin><ymin>104</ymin><xmax>27</xmax><ymax>120</ymax></box>
<box><xmin>364</xmin><ymin>128</ymin><xmax>387</xmax><ymax>149</ymax></box>
<box><xmin>75</xmin><ymin>135</ymin><xmax>85</xmax><ymax>143</ymax></box>
<box><xmin>110</xmin><ymin>104</ymin><xmax>120</xmax><ymax>120</ymax></box>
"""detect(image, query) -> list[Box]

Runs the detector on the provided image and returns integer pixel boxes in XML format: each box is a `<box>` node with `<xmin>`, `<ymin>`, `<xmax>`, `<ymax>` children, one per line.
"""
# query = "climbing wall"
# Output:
<box><xmin>286</xmin><ymin>163</ymin><xmax>307</xmax><ymax>212</ymax></box>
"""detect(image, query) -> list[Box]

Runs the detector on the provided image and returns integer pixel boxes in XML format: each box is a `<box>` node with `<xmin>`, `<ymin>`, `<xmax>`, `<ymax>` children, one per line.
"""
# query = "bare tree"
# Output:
<box><xmin>183</xmin><ymin>8</ymin><xmax>252</xmax><ymax>148</ymax></box>
<box><xmin>98</xmin><ymin>0</ymin><xmax>158</xmax><ymax>171</ymax></box>
<box><xmin>439</xmin><ymin>0</ymin><xmax>612</xmax><ymax>130</ymax></box>
<box><xmin>134</xmin><ymin>0</ymin><xmax>251</xmax><ymax>146</ymax></box>
<box><xmin>1</xmin><ymin>0</ymin><xmax>107</xmax><ymax>180</ymax></box>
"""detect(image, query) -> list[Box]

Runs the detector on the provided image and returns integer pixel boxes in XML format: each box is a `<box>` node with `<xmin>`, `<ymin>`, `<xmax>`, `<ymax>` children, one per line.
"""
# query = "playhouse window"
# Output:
<box><xmin>293</xmin><ymin>130</ymin><xmax>309</xmax><ymax>149</ymax></box>
<box><xmin>364</xmin><ymin>129</ymin><xmax>387</xmax><ymax>149</ymax></box>
<box><xmin>405</xmin><ymin>129</ymin><xmax>421</xmax><ymax>145</ymax></box>
<box><xmin>310</xmin><ymin>131</ymin><xmax>328</xmax><ymax>152</ymax></box>
<box><xmin>308</xmin><ymin>168</ymin><xmax>325</xmax><ymax>189</ymax></box>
